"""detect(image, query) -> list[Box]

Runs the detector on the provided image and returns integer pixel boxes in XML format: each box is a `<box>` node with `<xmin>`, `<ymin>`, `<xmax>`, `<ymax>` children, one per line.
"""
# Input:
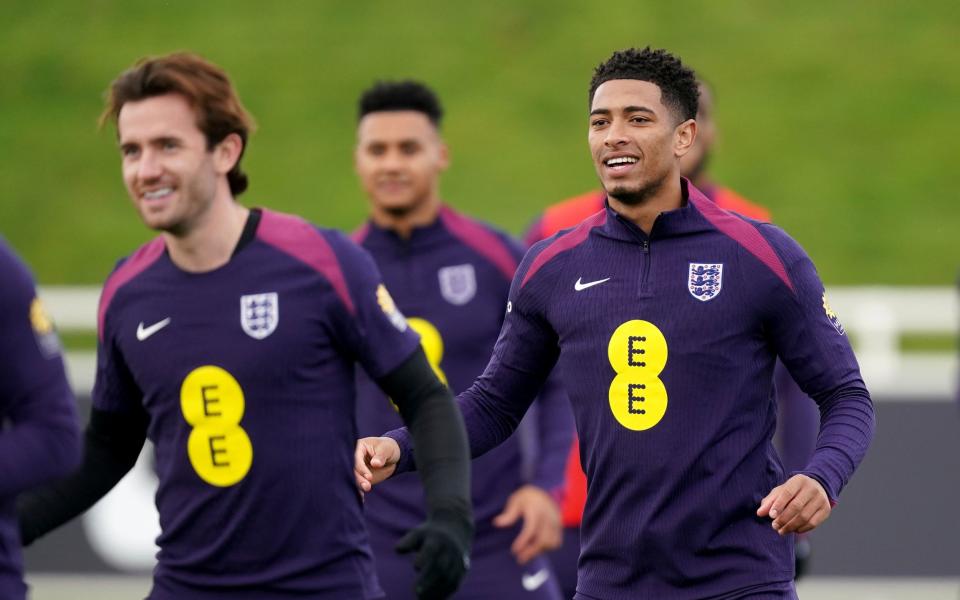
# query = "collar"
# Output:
<box><xmin>359</xmin><ymin>205</ymin><xmax>451</xmax><ymax>249</ymax></box>
<box><xmin>231</xmin><ymin>207</ymin><xmax>262</xmax><ymax>257</ymax></box>
<box><xmin>598</xmin><ymin>178</ymin><xmax>715</xmax><ymax>243</ymax></box>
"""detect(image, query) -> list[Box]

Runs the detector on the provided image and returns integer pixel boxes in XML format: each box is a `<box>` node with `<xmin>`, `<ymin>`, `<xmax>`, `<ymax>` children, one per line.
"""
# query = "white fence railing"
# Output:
<box><xmin>28</xmin><ymin>285</ymin><xmax>960</xmax><ymax>572</ymax></box>
<box><xmin>41</xmin><ymin>285</ymin><xmax>959</xmax><ymax>401</ymax></box>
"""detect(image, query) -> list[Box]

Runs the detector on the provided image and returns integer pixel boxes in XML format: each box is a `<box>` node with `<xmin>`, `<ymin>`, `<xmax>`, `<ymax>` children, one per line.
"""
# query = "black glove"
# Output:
<box><xmin>395</xmin><ymin>509</ymin><xmax>473</xmax><ymax>599</ymax></box>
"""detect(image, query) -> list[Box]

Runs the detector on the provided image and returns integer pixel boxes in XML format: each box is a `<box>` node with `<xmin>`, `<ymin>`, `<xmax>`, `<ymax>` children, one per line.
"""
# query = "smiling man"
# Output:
<box><xmin>357</xmin><ymin>47</ymin><xmax>875</xmax><ymax>599</ymax></box>
<box><xmin>525</xmin><ymin>77</ymin><xmax>821</xmax><ymax>596</ymax></box>
<box><xmin>17</xmin><ymin>53</ymin><xmax>472</xmax><ymax>600</ymax></box>
<box><xmin>351</xmin><ymin>80</ymin><xmax>570</xmax><ymax>600</ymax></box>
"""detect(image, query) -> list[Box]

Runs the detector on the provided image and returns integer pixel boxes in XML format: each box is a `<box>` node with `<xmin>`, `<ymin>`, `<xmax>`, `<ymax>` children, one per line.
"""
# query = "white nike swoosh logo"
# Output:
<box><xmin>574</xmin><ymin>276</ymin><xmax>611</xmax><ymax>291</ymax></box>
<box><xmin>521</xmin><ymin>567</ymin><xmax>550</xmax><ymax>591</ymax></box>
<box><xmin>136</xmin><ymin>317</ymin><xmax>171</xmax><ymax>341</ymax></box>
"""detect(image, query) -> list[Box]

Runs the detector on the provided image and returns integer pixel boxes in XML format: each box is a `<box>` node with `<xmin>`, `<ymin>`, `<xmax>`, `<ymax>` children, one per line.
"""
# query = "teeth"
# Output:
<box><xmin>606</xmin><ymin>157</ymin><xmax>638</xmax><ymax>166</ymax></box>
<box><xmin>144</xmin><ymin>188</ymin><xmax>173</xmax><ymax>199</ymax></box>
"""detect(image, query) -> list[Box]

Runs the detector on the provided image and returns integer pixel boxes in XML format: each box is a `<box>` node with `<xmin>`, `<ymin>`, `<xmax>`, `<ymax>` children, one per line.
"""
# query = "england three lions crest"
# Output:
<box><xmin>240</xmin><ymin>293</ymin><xmax>279</xmax><ymax>339</ymax></box>
<box><xmin>688</xmin><ymin>263</ymin><xmax>723</xmax><ymax>302</ymax></box>
<box><xmin>438</xmin><ymin>264</ymin><xmax>477</xmax><ymax>305</ymax></box>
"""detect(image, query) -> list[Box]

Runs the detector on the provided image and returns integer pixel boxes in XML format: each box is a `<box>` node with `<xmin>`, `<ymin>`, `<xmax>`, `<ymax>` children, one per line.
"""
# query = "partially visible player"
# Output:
<box><xmin>352</xmin><ymin>80</ymin><xmax>570</xmax><ymax>599</ymax></box>
<box><xmin>0</xmin><ymin>240</ymin><xmax>81</xmax><ymax>600</ymax></box>
<box><xmin>358</xmin><ymin>47</ymin><xmax>875</xmax><ymax>599</ymax></box>
<box><xmin>525</xmin><ymin>79</ymin><xmax>820</xmax><ymax>593</ymax></box>
<box><xmin>17</xmin><ymin>53</ymin><xmax>472</xmax><ymax>600</ymax></box>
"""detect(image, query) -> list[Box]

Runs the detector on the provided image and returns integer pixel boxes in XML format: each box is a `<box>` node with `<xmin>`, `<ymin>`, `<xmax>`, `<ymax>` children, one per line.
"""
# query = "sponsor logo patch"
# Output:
<box><xmin>377</xmin><ymin>284</ymin><xmax>409</xmax><ymax>332</ymax></box>
<box><xmin>822</xmin><ymin>292</ymin><xmax>845</xmax><ymax>335</ymax></box>
<box><xmin>30</xmin><ymin>297</ymin><xmax>61</xmax><ymax>357</ymax></box>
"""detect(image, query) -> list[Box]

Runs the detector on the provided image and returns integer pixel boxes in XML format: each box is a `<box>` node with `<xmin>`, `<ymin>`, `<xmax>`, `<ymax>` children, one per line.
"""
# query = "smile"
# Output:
<box><xmin>604</xmin><ymin>156</ymin><xmax>638</xmax><ymax>167</ymax></box>
<box><xmin>143</xmin><ymin>187</ymin><xmax>173</xmax><ymax>200</ymax></box>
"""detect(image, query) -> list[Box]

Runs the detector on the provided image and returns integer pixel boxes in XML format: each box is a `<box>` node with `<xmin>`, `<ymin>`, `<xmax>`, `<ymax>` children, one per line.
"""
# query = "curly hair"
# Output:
<box><xmin>589</xmin><ymin>47</ymin><xmax>699</xmax><ymax>123</ymax></box>
<box><xmin>102</xmin><ymin>53</ymin><xmax>256</xmax><ymax>197</ymax></box>
<box><xmin>358</xmin><ymin>80</ymin><xmax>443</xmax><ymax>127</ymax></box>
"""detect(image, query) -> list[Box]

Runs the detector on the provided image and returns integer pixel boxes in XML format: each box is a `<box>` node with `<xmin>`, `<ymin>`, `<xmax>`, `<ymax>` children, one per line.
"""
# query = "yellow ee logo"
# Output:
<box><xmin>407</xmin><ymin>317</ymin><xmax>448</xmax><ymax>386</ymax></box>
<box><xmin>180</xmin><ymin>366</ymin><xmax>253</xmax><ymax>487</ymax></box>
<box><xmin>607</xmin><ymin>320</ymin><xmax>669</xmax><ymax>431</ymax></box>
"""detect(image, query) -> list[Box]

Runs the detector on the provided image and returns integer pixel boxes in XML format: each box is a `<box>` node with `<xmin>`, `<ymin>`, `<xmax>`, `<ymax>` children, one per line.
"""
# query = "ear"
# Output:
<box><xmin>437</xmin><ymin>142</ymin><xmax>450</xmax><ymax>171</ymax></box>
<box><xmin>674</xmin><ymin>119</ymin><xmax>697</xmax><ymax>158</ymax></box>
<box><xmin>213</xmin><ymin>132</ymin><xmax>244</xmax><ymax>175</ymax></box>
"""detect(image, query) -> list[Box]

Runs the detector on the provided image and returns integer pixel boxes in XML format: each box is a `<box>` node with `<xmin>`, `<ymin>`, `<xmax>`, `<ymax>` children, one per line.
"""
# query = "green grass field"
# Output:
<box><xmin>2</xmin><ymin>1</ymin><xmax>957</xmax><ymax>284</ymax></box>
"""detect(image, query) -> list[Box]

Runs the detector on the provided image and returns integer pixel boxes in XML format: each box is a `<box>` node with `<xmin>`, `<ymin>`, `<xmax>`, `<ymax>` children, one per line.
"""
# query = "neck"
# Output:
<box><xmin>607</xmin><ymin>175</ymin><xmax>684</xmax><ymax>235</ymax></box>
<box><xmin>369</xmin><ymin>193</ymin><xmax>441</xmax><ymax>239</ymax></box>
<box><xmin>688</xmin><ymin>172</ymin><xmax>709</xmax><ymax>189</ymax></box>
<box><xmin>164</xmin><ymin>188</ymin><xmax>249</xmax><ymax>272</ymax></box>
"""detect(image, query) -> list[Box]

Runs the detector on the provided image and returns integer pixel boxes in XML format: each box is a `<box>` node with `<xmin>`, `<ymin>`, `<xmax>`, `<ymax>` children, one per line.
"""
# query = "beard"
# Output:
<box><xmin>381</xmin><ymin>203</ymin><xmax>417</xmax><ymax>218</ymax></box>
<box><xmin>606</xmin><ymin>170</ymin><xmax>668</xmax><ymax>206</ymax></box>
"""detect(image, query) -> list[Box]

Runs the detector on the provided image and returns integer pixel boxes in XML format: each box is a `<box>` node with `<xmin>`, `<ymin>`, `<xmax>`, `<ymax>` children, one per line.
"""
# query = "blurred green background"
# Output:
<box><xmin>1</xmin><ymin>0</ymin><xmax>957</xmax><ymax>285</ymax></box>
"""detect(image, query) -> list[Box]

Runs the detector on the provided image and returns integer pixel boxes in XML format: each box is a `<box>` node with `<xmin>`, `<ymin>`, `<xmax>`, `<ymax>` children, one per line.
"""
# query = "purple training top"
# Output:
<box><xmin>0</xmin><ymin>239</ymin><xmax>80</xmax><ymax>600</ymax></box>
<box><xmin>94</xmin><ymin>209</ymin><xmax>420</xmax><ymax>599</ymax></box>
<box><xmin>354</xmin><ymin>204</ymin><xmax>572</xmax><ymax>557</ymax></box>
<box><xmin>390</xmin><ymin>181</ymin><xmax>875</xmax><ymax>599</ymax></box>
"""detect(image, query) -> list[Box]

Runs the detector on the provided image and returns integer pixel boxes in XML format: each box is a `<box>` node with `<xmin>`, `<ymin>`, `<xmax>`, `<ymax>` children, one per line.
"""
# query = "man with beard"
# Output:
<box><xmin>352</xmin><ymin>80</ymin><xmax>570</xmax><ymax>599</ymax></box>
<box><xmin>357</xmin><ymin>47</ymin><xmax>875</xmax><ymax>599</ymax></box>
<box><xmin>525</xmin><ymin>79</ymin><xmax>821</xmax><ymax>594</ymax></box>
<box><xmin>18</xmin><ymin>53</ymin><xmax>472</xmax><ymax>600</ymax></box>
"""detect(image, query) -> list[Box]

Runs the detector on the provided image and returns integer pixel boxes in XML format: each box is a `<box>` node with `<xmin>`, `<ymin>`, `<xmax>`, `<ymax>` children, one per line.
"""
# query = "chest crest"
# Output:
<box><xmin>437</xmin><ymin>264</ymin><xmax>477</xmax><ymax>305</ymax></box>
<box><xmin>240</xmin><ymin>292</ymin><xmax>279</xmax><ymax>339</ymax></box>
<box><xmin>687</xmin><ymin>263</ymin><xmax>723</xmax><ymax>302</ymax></box>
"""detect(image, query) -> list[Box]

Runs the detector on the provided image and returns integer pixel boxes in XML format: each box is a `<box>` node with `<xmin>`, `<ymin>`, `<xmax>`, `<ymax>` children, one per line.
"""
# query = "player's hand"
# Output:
<box><xmin>354</xmin><ymin>436</ymin><xmax>401</xmax><ymax>493</ymax></box>
<box><xmin>757</xmin><ymin>474</ymin><xmax>832</xmax><ymax>535</ymax></box>
<box><xmin>396</xmin><ymin>509</ymin><xmax>473</xmax><ymax>599</ymax></box>
<box><xmin>493</xmin><ymin>484</ymin><xmax>562</xmax><ymax>564</ymax></box>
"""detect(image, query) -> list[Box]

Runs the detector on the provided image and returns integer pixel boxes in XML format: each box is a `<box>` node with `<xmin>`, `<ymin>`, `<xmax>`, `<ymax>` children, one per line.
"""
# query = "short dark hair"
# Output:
<box><xmin>358</xmin><ymin>80</ymin><xmax>443</xmax><ymax>127</ymax></box>
<box><xmin>589</xmin><ymin>47</ymin><xmax>699</xmax><ymax>123</ymax></box>
<box><xmin>102</xmin><ymin>52</ymin><xmax>255</xmax><ymax>196</ymax></box>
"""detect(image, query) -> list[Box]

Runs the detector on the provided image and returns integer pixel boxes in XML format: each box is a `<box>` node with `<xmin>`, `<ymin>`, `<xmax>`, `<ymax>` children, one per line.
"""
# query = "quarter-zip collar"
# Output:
<box><xmin>359</xmin><ymin>205</ymin><xmax>450</xmax><ymax>250</ymax></box>
<box><xmin>598</xmin><ymin>178</ymin><xmax>716</xmax><ymax>244</ymax></box>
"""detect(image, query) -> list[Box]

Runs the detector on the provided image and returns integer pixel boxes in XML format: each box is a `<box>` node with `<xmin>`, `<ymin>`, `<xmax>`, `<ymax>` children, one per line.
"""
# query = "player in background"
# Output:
<box><xmin>0</xmin><ymin>240</ymin><xmax>81</xmax><ymax>600</ymax></box>
<box><xmin>357</xmin><ymin>47</ymin><xmax>875</xmax><ymax>599</ymax></box>
<box><xmin>352</xmin><ymin>80</ymin><xmax>570</xmax><ymax>599</ymax></box>
<box><xmin>17</xmin><ymin>53</ymin><xmax>472</xmax><ymax>600</ymax></box>
<box><xmin>525</xmin><ymin>79</ymin><xmax>821</xmax><ymax>594</ymax></box>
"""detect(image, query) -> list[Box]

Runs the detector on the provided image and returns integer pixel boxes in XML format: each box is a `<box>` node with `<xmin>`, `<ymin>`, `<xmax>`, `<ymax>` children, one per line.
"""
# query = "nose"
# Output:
<box><xmin>137</xmin><ymin>149</ymin><xmax>163</xmax><ymax>181</ymax></box>
<box><xmin>604</xmin><ymin>120</ymin><xmax>629</xmax><ymax>149</ymax></box>
<box><xmin>379</xmin><ymin>148</ymin><xmax>405</xmax><ymax>172</ymax></box>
